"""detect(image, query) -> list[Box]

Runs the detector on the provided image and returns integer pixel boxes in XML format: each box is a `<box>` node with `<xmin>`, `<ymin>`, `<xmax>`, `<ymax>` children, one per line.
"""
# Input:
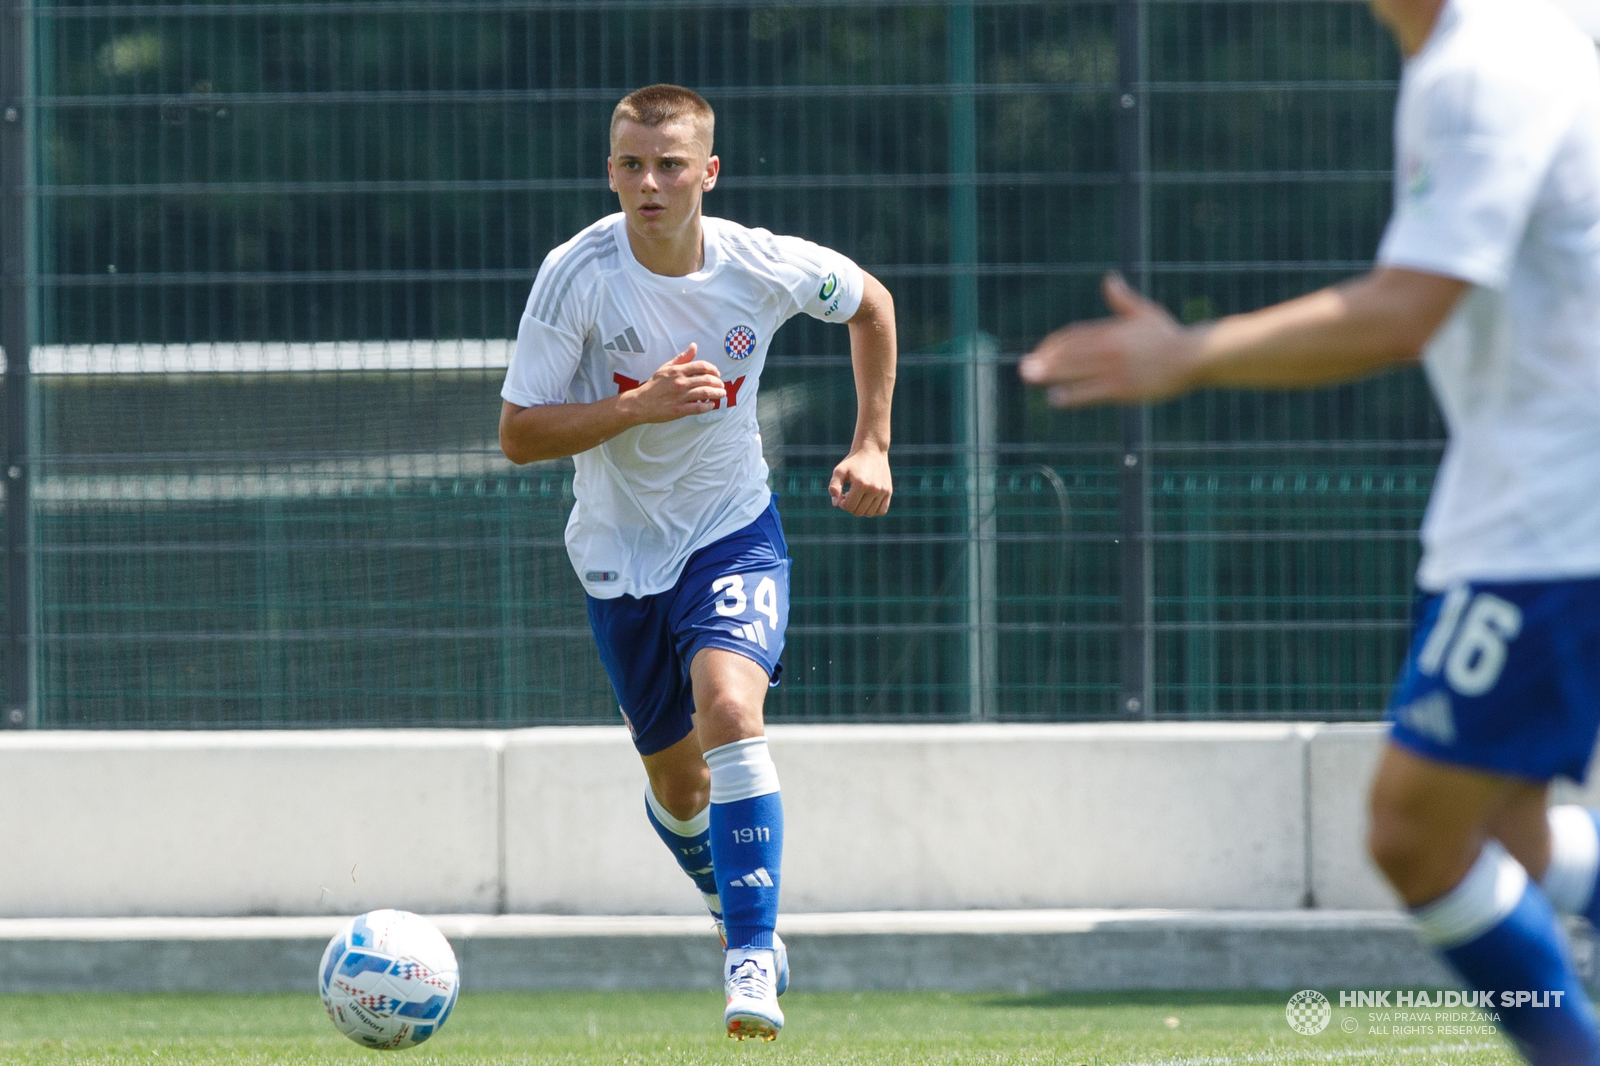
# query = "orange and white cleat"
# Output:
<box><xmin>723</xmin><ymin>951</ymin><xmax>784</xmax><ymax>1041</ymax></box>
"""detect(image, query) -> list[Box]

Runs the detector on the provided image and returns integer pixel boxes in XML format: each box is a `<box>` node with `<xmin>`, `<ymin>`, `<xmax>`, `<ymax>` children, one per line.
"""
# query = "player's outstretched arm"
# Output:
<box><xmin>1018</xmin><ymin>268</ymin><xmax>1469</xmax><ymax>408</ymax></box>
<box><xmin>499</xmin><ymin>344</ymin><xmax>727</xmax><ymax>464</ymax></box>
<box><xmin>831</xmin><ymin>270</ymin><xmax>897</xmax><ymax>517</ymax></box>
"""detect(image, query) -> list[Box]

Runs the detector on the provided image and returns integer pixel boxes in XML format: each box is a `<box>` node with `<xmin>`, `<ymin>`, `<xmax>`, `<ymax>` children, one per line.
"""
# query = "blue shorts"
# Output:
<box><xmin>1387</xmin><ymin>576</ymin><xmax>1600</xmax><ymax>783</ymax></box>
<box><xmin>586</xmin><ymin>499</ymin><xmax>791</xmax><ymax>756</ymax></box>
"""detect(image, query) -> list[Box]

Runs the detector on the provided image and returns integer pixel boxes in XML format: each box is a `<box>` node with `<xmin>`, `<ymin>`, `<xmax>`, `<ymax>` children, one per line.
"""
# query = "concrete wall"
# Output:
<box><xmin>0</xmin><ymin>732</ymin><xmax>502</xmax><ymax>918</ymax></box>
<box><xmin>1307</xmin><ymin>723</ymin><xmax>1393</xmax><ymax>910</ymax></box>
<box><xmin>0</xmin><ymin>722</ymin><xmax>1405</xmax><ymax>918</ymax></box>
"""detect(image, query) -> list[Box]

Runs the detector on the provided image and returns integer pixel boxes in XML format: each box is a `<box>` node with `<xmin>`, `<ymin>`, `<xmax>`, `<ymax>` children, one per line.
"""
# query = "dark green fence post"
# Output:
<box><xmin>949</xmin><ymin>2</ymin><xmax>996</xmax><ymax>721</ymax></box>
<box><xmin>0</xmin><ymin>0</ymin><xmax>29</xmax><ymax>728</ymax></box>
<box><xmin>1116</xmin><ymin>0</ymin><xmax>1151</xmax><ymax>719</ymax></box>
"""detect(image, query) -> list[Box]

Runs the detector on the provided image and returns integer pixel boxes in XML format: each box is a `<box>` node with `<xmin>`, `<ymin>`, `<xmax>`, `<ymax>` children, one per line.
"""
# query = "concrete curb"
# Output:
<box><xmin>0</xmin><ymin>911</ymin><xmax>1453</xmax><ymax>993</ymax></box>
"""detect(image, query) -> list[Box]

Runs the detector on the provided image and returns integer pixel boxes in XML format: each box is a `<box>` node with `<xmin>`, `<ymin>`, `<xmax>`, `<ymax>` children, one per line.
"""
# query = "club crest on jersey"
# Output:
<box><xmin>724</xmin><ymin>324</ymin><xmax>757</xmax><ymax>361</ymax></box>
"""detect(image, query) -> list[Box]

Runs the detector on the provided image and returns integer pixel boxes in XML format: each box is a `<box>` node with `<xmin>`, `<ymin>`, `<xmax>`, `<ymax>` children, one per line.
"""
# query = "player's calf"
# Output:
<box><xmin>704</xmin><ymin>735</ymin><xmax>789</xmax><ymax>1019</ymax></box>
<box><xmin>706</xmin><ymin>737</ymin><xmax>783</xmax><ymax>949</ymax></box>
<box><xmin>1412</xmin><ymin>842</ymin><xmax>1600</xmax><ymax>1066</ymax></box>
<box><xmin>1370</xmin><ymin>751</ymin><xmax>1600</xmax><ymax>1066</ymax></box>
<box><xmin>643</xmin><ymin>785</ymin><xmax>724</xmax><ymax>923</ymax></box>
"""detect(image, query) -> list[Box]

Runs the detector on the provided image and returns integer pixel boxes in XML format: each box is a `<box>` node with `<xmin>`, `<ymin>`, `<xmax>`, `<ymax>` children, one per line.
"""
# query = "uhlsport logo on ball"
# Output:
<box><xmin>1286</xmin><ymin>990</ymin><xmax>1332</xmax><ymax>1035</ymax></box>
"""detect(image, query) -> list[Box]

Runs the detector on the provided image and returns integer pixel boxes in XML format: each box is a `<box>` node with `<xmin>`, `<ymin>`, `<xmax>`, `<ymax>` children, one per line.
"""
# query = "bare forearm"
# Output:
<box><xmin>500</xmin><ymin>343</ymin><xmax>729</xmax><ymax>463</ymax></box>
<box><xmin>499</xmin><ymin>397</ymin><xmax>638</xmax><ymax>464</ymax></box>
<box><xmin>846</xmin><ymin>274</ymin><xmax>897</xmax><ymax>451</ymax></box>
<box><xmin>1188</xmin><ymin>269</ymin><xmax>1465</xmax><ymax>389</ymax></box>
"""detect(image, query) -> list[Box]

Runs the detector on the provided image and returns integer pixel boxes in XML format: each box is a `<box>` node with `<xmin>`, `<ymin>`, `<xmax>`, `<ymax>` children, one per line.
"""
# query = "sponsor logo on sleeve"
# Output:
<box><xmin>818</xmin><ymin>272</ymin><xmax>843</xmax><ymax>317</ymax></box>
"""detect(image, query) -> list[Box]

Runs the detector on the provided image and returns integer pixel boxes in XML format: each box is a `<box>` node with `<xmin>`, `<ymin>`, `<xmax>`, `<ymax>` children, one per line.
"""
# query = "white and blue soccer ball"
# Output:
<box><xmin>318</xmin><ymin>909</ymin><xmax>460</xmax><ymax>1050</ymax></box>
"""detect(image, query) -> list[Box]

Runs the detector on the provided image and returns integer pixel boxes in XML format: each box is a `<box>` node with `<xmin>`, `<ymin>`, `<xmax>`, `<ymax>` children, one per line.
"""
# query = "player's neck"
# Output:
<box><xmin>1379</xmin><ymin>0</ymin><xmax>1448</xmax><ymax>58</ymax></box>
<box><xmin>624</xmin><ymin>214</ymin><xmax>706</xmax><ymax>278</ymax></box>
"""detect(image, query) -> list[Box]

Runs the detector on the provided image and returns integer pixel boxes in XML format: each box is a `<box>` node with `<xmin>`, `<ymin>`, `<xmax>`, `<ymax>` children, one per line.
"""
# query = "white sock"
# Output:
<box><xmin>704</xmin><ymin>737</ymin><xmax>780</xmax><ymax>803</ymax></box>
<box><xmin>1412</xmin><ymin>840</ymin><xmax>1527</xmax><ymax>948</ymax></box>
<box><xmin>644</xmin><ymin>783</ymin><xmax>709</xmax><ymax>836</ymax></box>
<box><xmin>1542</xmin><ymin>805</ymin><xmax>1600</xmax><ymax>916</ymax></box>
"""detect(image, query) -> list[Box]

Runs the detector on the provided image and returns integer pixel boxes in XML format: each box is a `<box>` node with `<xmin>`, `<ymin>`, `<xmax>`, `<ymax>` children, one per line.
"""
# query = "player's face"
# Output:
<box><xmin>608</xmin><ymin>119</ymin><xmax>719</xmax><ymax>241</ymax></box>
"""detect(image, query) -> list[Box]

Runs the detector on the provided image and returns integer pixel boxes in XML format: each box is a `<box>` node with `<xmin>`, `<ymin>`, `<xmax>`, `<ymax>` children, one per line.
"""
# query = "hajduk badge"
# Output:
<box><xmin>724</xmin><ymin>324</ymin><xmax>757</xmax><ymax>360</ymax></box>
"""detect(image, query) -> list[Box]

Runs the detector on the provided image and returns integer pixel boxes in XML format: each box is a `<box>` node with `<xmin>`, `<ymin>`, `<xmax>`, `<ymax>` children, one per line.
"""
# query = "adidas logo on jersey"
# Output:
<box><xmin>730</xmin><ymin>867</ymin><xmax>775</xmax><ymax>889</ymax></box>
<box><xmin>733</xmin><ymin>619</ymin><xmax>769</xmax><ymax>650</ymax></box>
<box><xmin>603</xmin><ymin>326</ymin><xmax>647</xmax><ymax>354</ymax></box>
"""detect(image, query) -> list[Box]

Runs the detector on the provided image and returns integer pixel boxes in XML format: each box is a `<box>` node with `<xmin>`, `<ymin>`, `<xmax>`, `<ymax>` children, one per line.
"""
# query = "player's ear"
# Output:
<box><xmin>703</xmin><ymin>156</ymin><xmax>719</xmax><ymax>192</ymax></box>
<box><xmin>606</xmin><ymin>156</ymin><xmax>618</xmax><ymax>193</ymax></box>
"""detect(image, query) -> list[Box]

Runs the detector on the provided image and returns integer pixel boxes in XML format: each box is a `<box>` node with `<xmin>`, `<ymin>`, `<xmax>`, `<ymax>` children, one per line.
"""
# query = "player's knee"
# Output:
<box><xmin>651</xmin><ymin>766</ymin><xmax>710</xmax><ymax>823</ymax></box>
<box><xmin>1367</xmin><ymin>799</ymin><xmax>1471</xmax><ymax>902</ymax></box>
<box><xmin>1367</xmin><ymin>807</ymin><xmax>1427</xmax><ymax>887</ymax></box>
<box><xmin>697</xmin><ymin>692</ymin><xmax>764</xmax><ymax>742</ymax></box>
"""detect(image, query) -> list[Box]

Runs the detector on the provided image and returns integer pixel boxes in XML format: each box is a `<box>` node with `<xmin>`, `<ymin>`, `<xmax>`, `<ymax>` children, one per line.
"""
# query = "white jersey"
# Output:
<box><xmin>502</xmin><ymin>214</ymin><xmax>864</xmax><ymax>599</ymax></box>
<box><xmin>1377</xmin><ymin>0</ymin><xmax>1600</xmax><ymax>589</ymax></box>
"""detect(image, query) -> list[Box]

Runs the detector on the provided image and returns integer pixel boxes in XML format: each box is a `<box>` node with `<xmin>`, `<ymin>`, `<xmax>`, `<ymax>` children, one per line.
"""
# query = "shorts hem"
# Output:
<box><xmin>1386</xmin><ymin>726</ymin><xmax>1574</xmax><ymax>785</ymax></box>
<box><xmin>630</xmin><ymin>715</ymin><xmax>697</xmax><ymax>758</ymax></box>
<box><xmin>686</xmin><ymin>635</ymin><xmax>783</xmax><ymax>685</ymax></box>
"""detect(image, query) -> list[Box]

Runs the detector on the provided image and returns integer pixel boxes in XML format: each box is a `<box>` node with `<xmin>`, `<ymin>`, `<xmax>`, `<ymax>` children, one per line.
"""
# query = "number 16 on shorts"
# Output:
<box><xmin>1385</xmin><ymin>576</ymin><xmax>1600</xmax><ymax>783</ymax></box>
<box><xmin>1415</xmin><ymin>586</ymin><xmax>1523</xmax><ymax>697</ymax></box>
<box><xmin>712</xmin><ymin>572</ymin><xmax>784</xmax><ymax>651</ymax></box>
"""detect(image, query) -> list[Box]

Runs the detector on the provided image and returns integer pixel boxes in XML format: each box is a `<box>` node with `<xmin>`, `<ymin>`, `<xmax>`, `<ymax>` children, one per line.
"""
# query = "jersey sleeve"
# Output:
<box><xmin>500</xmin><ymin>248</ymin><xmax>590</xmax><ymax>408</ymax></box>
<box><xmin>767</xmin><ymin>234</ymin><xmax>866</xmax><ymax>324</ymax></box>
<box><xmin>1377</xmin><ymin>64</ymin><xmax>1573</xmax><ymax>289</ymax></box>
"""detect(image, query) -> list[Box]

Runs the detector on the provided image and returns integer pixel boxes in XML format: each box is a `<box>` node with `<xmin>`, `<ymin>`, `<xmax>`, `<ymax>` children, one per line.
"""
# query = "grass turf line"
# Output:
<box><xmin>0</xmin><ymin>991</ymin><xmax>1521</xmax><ymax>1065</ymax></box>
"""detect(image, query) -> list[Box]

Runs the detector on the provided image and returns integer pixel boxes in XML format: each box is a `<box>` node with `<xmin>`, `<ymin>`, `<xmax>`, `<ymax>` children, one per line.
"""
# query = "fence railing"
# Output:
<box><xmin>0</xmin><ymin>0</ymin><xmax>1427</xmax><ymax>728</ymax></box>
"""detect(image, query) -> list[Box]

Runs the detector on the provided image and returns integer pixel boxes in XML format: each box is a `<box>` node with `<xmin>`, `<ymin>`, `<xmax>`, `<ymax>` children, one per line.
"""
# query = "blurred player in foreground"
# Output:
<box><xmin>499</xmin><ymin>84</ymin><xmax>896</xmax><ymax>1040</ymax></box>
<box><xmin>1021</xmin><ymin>0</ymin><xmax>1600</xmax><ymax>1062</ymax></box>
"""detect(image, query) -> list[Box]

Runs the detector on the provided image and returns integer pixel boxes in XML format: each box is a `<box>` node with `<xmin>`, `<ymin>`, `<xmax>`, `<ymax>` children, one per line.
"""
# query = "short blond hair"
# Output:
<box><xmin>610</xmin><ymin>84</ymin><xmax>715</xmax><ymax>152</ymax></box>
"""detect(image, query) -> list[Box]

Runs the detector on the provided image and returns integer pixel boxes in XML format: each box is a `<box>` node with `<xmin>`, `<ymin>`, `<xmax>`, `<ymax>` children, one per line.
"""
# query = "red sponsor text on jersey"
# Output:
<box><xmin>614</xmin><ymin>372</ymin><xmax>746</xmax><ymax>407</ymax></box>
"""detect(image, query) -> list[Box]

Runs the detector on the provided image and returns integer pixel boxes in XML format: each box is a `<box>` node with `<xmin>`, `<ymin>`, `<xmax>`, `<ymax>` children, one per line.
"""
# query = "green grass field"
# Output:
<box><xmin>0</xmin><ymin>991</ymin><xmax>1522</xmax><ymax>1065</ymax></box>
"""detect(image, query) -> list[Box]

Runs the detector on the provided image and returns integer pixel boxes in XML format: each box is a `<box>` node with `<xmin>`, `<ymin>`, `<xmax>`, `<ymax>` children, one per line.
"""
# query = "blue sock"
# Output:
<box><xmin>704</xmin><ymin>738</ymin><xmax>783</xmax><ymax>952</ymax></box>
<box><xmin>1415</xmin><ymin>842</ymin><xmax>1600</xmax><ymax>1066</ymax></box>
<box><xmin>1543</xmin><ymin>806</ymin><xmax>1600</xmax><ymax>927</ymax></box>
<box><xmin>642</xmin><ymin>787</ymin><xmax>721</xmax><ymax>918</ymax></box>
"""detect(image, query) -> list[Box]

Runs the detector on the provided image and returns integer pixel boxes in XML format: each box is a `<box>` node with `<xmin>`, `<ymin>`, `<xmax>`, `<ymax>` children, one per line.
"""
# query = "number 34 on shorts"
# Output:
<box><xmin>711</xmin><ymin>572</ymin><xmax>785</xmax><ymax>652</ymax></box>
<box><xmin>1386</xmin><ymin>576</ymin><xmax>1600</xmax><ymax>782</ymax></box>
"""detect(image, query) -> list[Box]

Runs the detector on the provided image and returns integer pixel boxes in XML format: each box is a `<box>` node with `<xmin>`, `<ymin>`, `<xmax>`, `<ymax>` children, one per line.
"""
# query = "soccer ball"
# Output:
<box><xmin>318</xmin><ymin>909</ymin><xmax>460</xmax><ymax>1050</ymax></box>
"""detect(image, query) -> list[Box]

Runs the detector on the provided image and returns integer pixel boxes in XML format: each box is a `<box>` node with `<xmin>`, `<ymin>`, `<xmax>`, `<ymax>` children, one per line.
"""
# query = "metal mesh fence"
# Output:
<box><xmin>0</xmin><ymin>0</ymin><xmax>1426</xmax><ymax>728</ymax></box>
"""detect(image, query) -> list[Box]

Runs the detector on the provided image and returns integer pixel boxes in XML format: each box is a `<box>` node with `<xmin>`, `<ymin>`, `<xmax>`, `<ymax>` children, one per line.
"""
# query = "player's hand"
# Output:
<box><xmin>829</xmin><ymin>444</ymin><xmax>893</xmax><ymax>517</ymax></box>
<box><xmin>625</xmin><ymin>344</ymin><xmax>726</xmax><ymax>423</ymax></box>
<box><xmin>1018</xmin><ymin>273</ymin><xmax>1201</xmax><ymax>407</ymax></box>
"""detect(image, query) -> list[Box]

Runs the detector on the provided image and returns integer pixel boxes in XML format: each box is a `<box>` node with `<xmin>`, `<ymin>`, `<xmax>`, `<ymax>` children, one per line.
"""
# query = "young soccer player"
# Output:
<box><xmin>1020</xmin><ymin>1</ymin><xmax>1600</xmax><ymax>1062</ymax></box>
<box><xmin>498</xmin><ymin>84</ymin><xmax>896</xmax><ymax>1041</ymax></box>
